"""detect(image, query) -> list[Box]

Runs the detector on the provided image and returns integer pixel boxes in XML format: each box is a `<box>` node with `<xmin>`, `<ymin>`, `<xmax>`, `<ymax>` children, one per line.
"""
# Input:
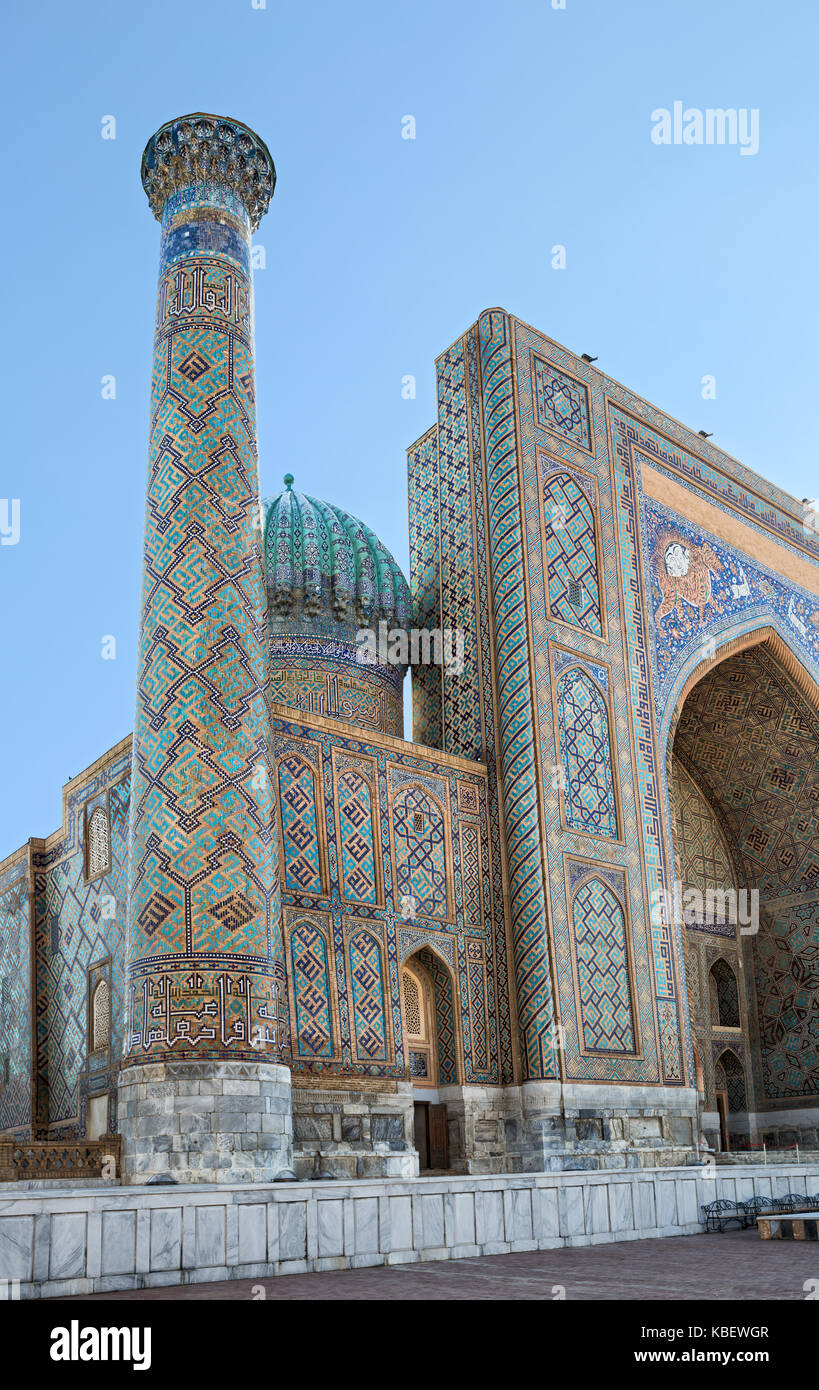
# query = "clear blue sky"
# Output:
<box><xmin>1</xmin><ymin>0</ymin><xmax>817</xmax><ymax>859</ymax></box>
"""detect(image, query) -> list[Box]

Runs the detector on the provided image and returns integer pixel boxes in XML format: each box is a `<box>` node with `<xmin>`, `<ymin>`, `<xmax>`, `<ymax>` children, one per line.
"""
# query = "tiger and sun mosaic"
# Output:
<box><xmin>2</xmin><ymin>115</ymin><xmax>819</xmax><ymax>1181</ymax></box>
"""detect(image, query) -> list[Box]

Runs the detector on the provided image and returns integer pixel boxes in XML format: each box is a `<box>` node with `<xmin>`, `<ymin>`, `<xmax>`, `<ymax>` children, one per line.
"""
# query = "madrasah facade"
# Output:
<box><xmin>2</xmin><ymin>113</ymin><xmax>818</xmax><ymax>1184</ymax></box>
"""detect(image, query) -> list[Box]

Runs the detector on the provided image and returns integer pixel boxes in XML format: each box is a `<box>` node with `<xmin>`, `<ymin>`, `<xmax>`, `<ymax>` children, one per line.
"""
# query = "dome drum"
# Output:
<box><xmin>262</xmin><ymin>478</ymin><xmax>411</xmax><ymax>737</ymax></box>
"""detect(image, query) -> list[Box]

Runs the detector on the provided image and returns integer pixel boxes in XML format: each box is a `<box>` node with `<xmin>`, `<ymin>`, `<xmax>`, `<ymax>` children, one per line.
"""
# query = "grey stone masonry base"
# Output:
<box><xmin>117</xmin><ymin>1061</ymin><xmax>293</xmax><ymax>1185</ymax></box>
<box><xmin>3</xmin><ymin>1164</ymin><xmax>818</xmax><ymax>1298</ymax></box>
<box><xmin>292</xmin><ymin>1081</ymin><xmax>418</xmax><ymax>1180</ymax></box>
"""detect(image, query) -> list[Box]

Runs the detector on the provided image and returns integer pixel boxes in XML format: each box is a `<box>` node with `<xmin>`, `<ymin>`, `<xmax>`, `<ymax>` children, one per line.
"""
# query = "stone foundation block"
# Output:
<box><xmin>118</xmin><ymin>1061</ymin><xmax>292</xmax><ymax>1184</ymax></box>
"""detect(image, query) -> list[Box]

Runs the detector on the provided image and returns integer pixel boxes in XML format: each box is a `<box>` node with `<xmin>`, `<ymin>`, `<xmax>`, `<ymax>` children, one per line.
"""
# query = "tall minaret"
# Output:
<box><xmin>119</xmin><ymin>114</ymin><xmax>292</xmax><ymax>1183</ymax></box>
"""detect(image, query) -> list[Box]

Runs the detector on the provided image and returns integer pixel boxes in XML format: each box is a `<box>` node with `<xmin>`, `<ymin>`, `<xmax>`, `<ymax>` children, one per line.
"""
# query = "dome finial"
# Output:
<box><xmin>283</xmin><ymin>473</ymin><xmax>294</xmax><ymax>490</ymax></box>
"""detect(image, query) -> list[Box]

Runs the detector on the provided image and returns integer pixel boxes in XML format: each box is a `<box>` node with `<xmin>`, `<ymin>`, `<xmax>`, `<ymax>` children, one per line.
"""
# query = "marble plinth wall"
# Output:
<box><xmin>4</xmin><ymin>1166</ymin><xmax>818</xmax><ymax>1298</ymax></box>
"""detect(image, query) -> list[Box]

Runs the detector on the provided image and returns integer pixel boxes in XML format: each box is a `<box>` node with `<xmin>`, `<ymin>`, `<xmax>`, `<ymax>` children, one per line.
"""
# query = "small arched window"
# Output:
<box><xmin>86</xmin><ymin>805</ymin><xmax>110</xmax><ymax>879</ymax></box>
<box><xmin>402</xmin><ymin>970</ymin><xmax>422</xmax><ymax>1038</ymax></box>
<box><xmin>709</xmin><ymin>959</ymin><xmax>740</xmax><ymax>1028</ymax></box>
<box><xmin>717</xmin><ymin>1049</ymin><xmax>746</xmax><ymax>1113</ymax></box>
<box><xmin>91</xmin><ymin>978</ymin><xmax>111</xmax><ymax>1052</ymax></box>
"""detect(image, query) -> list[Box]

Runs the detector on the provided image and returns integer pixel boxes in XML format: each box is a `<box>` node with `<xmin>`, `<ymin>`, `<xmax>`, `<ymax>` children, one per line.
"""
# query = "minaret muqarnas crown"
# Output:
<box><xmin>140</xmin><ymin>113</ymin><xmax>276</xmax><ymax>230</ymax></box>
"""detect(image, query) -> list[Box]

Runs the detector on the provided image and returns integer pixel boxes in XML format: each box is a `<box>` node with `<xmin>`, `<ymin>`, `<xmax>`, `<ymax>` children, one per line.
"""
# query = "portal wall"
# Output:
<box><xmin>408</xmin><ymin>306</ymin><xmax>819</xmax><ymax>1140</ymax></box>
<box><xmin>0</xmin><ymin>849</ymin><xmax>33</xmax><ymax>1136</ymax></box>
<box><xmin>270</xmin><ymin>705</ymin><xmax>506</xmax><ymax>1092</ymax></box>
<box><xmin>0</xmin><ymin>740</ymin><xmax>131</xmax><ymax>1141</ymax></box>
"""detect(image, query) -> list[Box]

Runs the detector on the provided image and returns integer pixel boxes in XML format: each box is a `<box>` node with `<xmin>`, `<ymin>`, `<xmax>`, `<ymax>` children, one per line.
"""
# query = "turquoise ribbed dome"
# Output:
<box><xmin>261</xmin><ymin>477</ymin><xmax>411</xmax><ymax>637</ymax></box>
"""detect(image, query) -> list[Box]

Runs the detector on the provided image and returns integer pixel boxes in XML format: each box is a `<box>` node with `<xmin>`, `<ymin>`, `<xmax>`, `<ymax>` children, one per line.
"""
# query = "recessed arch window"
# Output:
<box><xmin>86</xmin><ymin>805</ymin><xmax>110</xmax><ymax>880</ymax></box>
<box><xmin>90</xmin><ymin>978</ymin><xmax>111</xmax><ymax>1052</ymax></box>
<box><xmin>401</xmin><ymin>948</ymin><xmax>458</xmax><ymax>1086</ymax></box>
<box><xmin>709</xmin><ymin>959</ymin><xmax>740</xmax><ymax>1029</ymax></box>
<box><xmin>715</xmin><ymin>1049</ymin><xmax>746</xmax><ymax>1113</ymax></box>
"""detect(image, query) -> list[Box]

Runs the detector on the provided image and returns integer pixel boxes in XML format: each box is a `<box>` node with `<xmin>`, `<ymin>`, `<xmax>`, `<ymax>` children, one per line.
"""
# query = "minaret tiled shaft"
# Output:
<box><xmin>120</xmin><ymin>115</ymin><xmax>291</xmax><ymax>1182</ymax></box>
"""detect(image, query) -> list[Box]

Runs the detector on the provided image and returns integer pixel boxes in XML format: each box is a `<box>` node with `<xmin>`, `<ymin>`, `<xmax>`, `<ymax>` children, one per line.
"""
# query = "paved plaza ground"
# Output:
<box><xmin>63</xmin><ymin>1229</ymin><xmax>819</xmax><ymax>1300</ymax></box>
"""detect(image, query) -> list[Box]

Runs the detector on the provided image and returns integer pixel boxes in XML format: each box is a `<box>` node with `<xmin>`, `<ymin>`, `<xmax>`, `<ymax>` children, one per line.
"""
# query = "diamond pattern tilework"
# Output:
<box><xmin>278</xmin><ymin>755</ymin><xmax>323</xmax><ymax>895</ymax></box>
<box><xmin>556</xmin><ymin>668</ymin><xmax>618</xmax><ymax>838</ymax></box>
<box><xmin>289</xmin><ymin>918</ymin><xmax>335</xmax><ymax>1060</ymax></box>
<box><xmin>0</xmin><ymin>854</ymin><xmax>32</xmax><ymax>1133</ymax></box>
<box><xmin>572</xmin><ymin>878</ymin><xmax>636</xmax><ymax>1053</ymax></box>
<box><xmin>459</xmin><ymin>822</ymin><xmax>481</xmax><ymax>926</ymax></box>
<box><xmin>337</xmin><ymin>769</ymin><xmax>377</xmax><ymax>904</ymax></box>
<box><xmin>542</xmin><ymin>471</ymin><xmax>602</xmax><ymax>636</ymax></box>
<box><xmin>465</xmin><ymin>937</ymin><xmax>489</xmax><ymax>1072</ymax></box>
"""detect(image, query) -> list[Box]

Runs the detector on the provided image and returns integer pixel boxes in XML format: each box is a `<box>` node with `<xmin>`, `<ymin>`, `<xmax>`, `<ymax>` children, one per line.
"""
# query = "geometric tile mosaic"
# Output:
<box><xmin>393</xmin><ymin>786</ymin><xmax>448</xmax><ymax>920</ymax></box>
<box><xmin>278</xmin><ymin>756</ymin><xmax>324</xmax><ymax>896</ymax></box>
<box><xmin>337</xmin><ymin>769</ymin><xmax>377</xmax><ymax>904</ymax></box>
<box><xmin>348</xmin><ymin>930</ymin><xmax>389</xmax><ymax>1064</ymax></box>
<box><xmin>571</xmin><ymin>877</ymin><xmax>636</xmax><ymax>1053</ymax></box>
<box><xmin>556</xmin><ymin>667</ymin><xmax>618</xmax><ymax>839</ymax></box>
<box><xmin>541</xmin><ymin>471</ymin><xmax>602</xmax><ymax>636</ymax></box>
<box><xmin>289</xmin><ymin>918</ymin><xmax>335</xmax><ymax>1060</ymax></box>
<box><xmin>533</xmin><ymin>356</ymin><xmax>592</xmax><ymax>452</ymax></box>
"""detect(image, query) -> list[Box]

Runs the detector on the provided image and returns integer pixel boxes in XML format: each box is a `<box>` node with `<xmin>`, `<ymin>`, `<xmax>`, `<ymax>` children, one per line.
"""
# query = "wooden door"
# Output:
<box><xmin>413</xmin><ymin>1103</ymin><xmax>429</xmax><ymax>1171</ymax></box>
<box><xmin>428</xmin><ymin>1103</ymin><xmax>448</xmax><ymax>1170</ymax></box>
<box><xmin>716</xmin><ymin>1090</ymin><xmax>729</xmax><ymax>1152</ymax></box>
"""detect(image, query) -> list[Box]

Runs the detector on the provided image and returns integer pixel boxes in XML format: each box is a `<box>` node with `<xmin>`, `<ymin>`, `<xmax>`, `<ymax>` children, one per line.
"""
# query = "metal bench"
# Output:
<box><xmin>739</xmin><ymin>1195</ymin><xmax>771</xmax><ymax>1228</ymax></box>
<box><xmin>702</xmin><ymin>1193</ymin><xmax>819</xmax><ymax>1233</ymax></box>
<box><xmin>701</xmin><ymin>1199</ymin><xmax>745</xmax><ymax>1232</ymax></box>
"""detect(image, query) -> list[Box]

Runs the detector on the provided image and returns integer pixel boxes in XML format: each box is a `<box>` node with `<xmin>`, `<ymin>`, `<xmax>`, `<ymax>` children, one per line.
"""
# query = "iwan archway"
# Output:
<box><xmin>666</xmin><ymin>628</ymin><xmax>819</xmax><ymax>1151</ymax></box>
<box><xmin>400</xmin><ymin>946</ymin><xmax>459</xmax><ymax>1171</ymax></box>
